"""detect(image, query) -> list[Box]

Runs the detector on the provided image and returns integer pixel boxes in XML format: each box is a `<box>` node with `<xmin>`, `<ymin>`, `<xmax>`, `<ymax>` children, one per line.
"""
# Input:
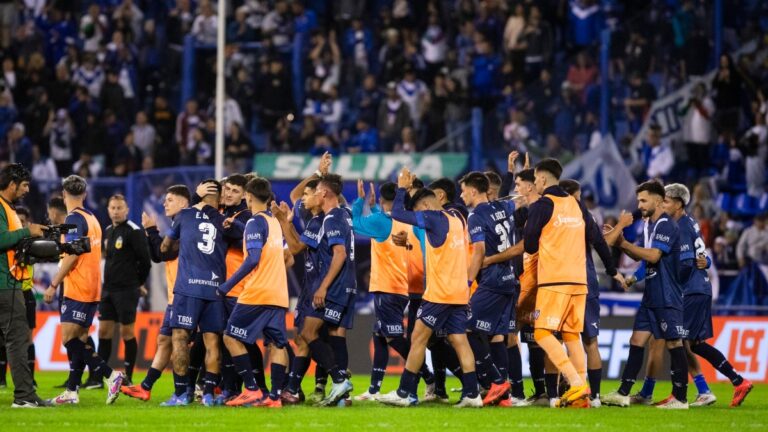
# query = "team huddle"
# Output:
<box><xmin>46</xmin><ymin>151</ymin><xmax>754</xmax><ymax>409</ymax></box>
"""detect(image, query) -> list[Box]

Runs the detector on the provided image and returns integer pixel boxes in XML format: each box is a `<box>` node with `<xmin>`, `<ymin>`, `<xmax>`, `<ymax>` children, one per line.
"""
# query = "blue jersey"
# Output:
<box><xmin>299</xmin><ymin>213</ymin><xmax>324</xmax><ymax>295</ymax></box>
<box><xmin>169</xmin><ymin>206</ymin><xmax>227</xmax><ymax>301</ymax></box>
<box><xmin>468</xmin><ymin>201</ymin><xmax>517</xmax><ymax>294</ymax></box>
<box><xmin>317</xmin><ymin>207</ymin><xmax>357</xmax><ymax>305</ymax></box>
<box><xmin>586</xmin><ymin>212</ymin><xmax>600</xmax><ymax>299</ymax></box>
<box><xmin>642</xmin><ymin>214</ymin><xmax>683</xmax><ymax>310</ymax></box>
<box><xmin>677</xmin><ymin>215</ymin><xmax>712</xmax><ymax>296</ymax></box>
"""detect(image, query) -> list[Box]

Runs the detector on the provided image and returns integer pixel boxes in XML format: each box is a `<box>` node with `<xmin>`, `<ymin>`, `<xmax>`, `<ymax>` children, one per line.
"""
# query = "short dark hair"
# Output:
<box><xmin>224</xmin><ymin>174</ymin><xmax>248</xmax><ymax>189</ymax></box>
<box><xmin>109</xmin><ymin>193</ymin><xmax>127</xmax><ymax>203</ymax></box>
<box><xmin>319</xmin><ymin>174</ymin><xmax>343</xmax><ymax>196</ymax></box>
<box><xmin>62</xmin><ymin>175</ymin><xmax>87</xmax><ymax>196</ymax></box>
<box><xmin>305</xmin><ymin>179</ymin><xmax>320</xmax><ymax>190</ymax></box>
<box><xmin>166</xmin><ymin>184</ymin><xmax>191</xmax><ymax>201</ymax></box>
<box><xmin>199</xmin><ymin>178</ymin><xmax>222</xmax><ymax>195</ymax></box>
<box><xmin>47</xmin><ymin>197</ymin><xmax>66</xmax><ymax>214</ymax></box>
<box><xmin>428</xmin><ymin>178</ymin><xmax>456</xmax><ymax>202</ymax></box>
<box><xmin>636</xmin><ymin>180</ymin><xmax>665</xmax><ymax>197</ymax></box>
<box><xmin>534</xmin><ymin>158</ymin><xmax>563</xmax><ymax>180</ymax></box>
<box><xmin>379</xmin><ymin>182</ymin><xmax>397</xmax><ymax>201</ymax></box>
<box><xmin>559</xmin><ymin>179</ymin><xmax>581</xmax><ymax>196</ymax></box>
<box><xmin>517</xmin><ymin>169</ymin><xmax>535</xmax><ymax>183</ymax></box>
<box><xmin>484</xmin><ymin>171</ymin><xmax>502</xmax><ymax>187</ymax></box>
<box><xmin>245</xmin><ymin>177</ymin><xmax>272</xmax><ymax>203</ymax></box>
<box><xmin>410</xmin><ymin>188</ymin><xmax>436</xmax><ymax>208</ymax></box>
<box><xmin>412</xmin><ymin>178</ymin><xmax>424</xmax><ymax>189</ymax></box>
<box><xmin>460</xmin><ymin>172</ymin><xmax>490</xmax><ymax>193</ymax></box>
<box><xmin>0</xmin><ymin>163</ymin><xmax>31</xmax><ymax>190</ymax></box>
<box><xmin>15</xmin><ymin>206</ymin><xmax>30</xmax><ymax>219</ymax></box>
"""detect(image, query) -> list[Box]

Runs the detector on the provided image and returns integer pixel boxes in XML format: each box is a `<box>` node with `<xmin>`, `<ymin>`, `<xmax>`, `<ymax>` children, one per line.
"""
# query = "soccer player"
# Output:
<box><xmin>602</xmin><ymin>180</ymin><xmax>690</xmax><ymax>409</ymax></box>
<box><xmin>97</xmin><ymin>194</ymin><xmax>151</xmax><ymax>387</ymax></box>
<box><xmin>351</xmin><ymin>180</ymin><xmax>435</xmax><ymax>400</ymax></box>
<box><xmin>524</xmin><ymin>159</ymin><xmax>624</xmax><ymax>408</ymax></box>
<box><xmin>218</xmin><ymin>177</ymin><xmax>291</xmax><ymax>407</ymax></box>
<box><xmin>44</xmin><ymin>175</ymin><xmax>125</xmax><ymax>405</ymax></box>
<box><xmin>378</xmin><ymin>167</ymin><xmax>481</xmax><ymax>408</ymax></box>
<box><xmin>663</xmin><ymin>183</ymin><xmax>753</xmax><ymax>407</ymax></box>
<box><xmin>460</xmin><ymin>172</ymin><xmax>515</xmax><ymax>406</ymax></box>
<box><xmin>160</xmin><ymin>179</ymin><xmax>227</xmax><ymax>406</ymax></box>
<box><xmin>122</xmin><ymin>185</ymin><xmax>190</xmax><ymax>401</ymax></box>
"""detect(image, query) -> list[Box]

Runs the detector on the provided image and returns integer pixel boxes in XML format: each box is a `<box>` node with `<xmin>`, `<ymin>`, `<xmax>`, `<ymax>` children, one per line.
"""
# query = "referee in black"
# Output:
<box><xmin>92</xmin><ymin>194</ymin><xmax>151</xmax><ymax>388</ymax></box>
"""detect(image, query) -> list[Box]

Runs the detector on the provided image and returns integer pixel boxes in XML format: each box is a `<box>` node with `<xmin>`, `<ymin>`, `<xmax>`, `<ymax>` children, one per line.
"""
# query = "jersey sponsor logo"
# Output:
<box><xmin>552</xmin><ymin>214</ymin><xmax>583</xmax><ymax>228</ymax></box>
<box><xmin>655</xmin><ymin>234</ymin><xmax>670</xmax><ymax>243</ymax></box>
<box><xmin>449</xmin><ymin>234</ymin><xmax>464</xmax><ymax>249</ymax></box>
<box><xmin>115</xmin><ymin>236</ymin><xmax>123</xmax><ymax>249</ymax></box>
<box><xmin>212</xmin><ymin>272</ymin><xmax>219</xmax><ymax>280</ymax></box>
<box><xmin>246</xmin><ymin>232</ymin><xmax>262</xmax><ymax>241</ymax></box>
<box><xmin>469</xmin><ymin>226</ymin><xmax>483</xmax><ymax>236</ymax></box>
<box><xmin>327</xmin><ymin>230</ymin><xmax>342</xmax><ymax>237</ymax></box>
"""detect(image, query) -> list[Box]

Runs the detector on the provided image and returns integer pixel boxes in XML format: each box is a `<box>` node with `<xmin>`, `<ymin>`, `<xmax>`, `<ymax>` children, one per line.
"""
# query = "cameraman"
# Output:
<box><xmin>0</xmin><ymin>163</ymin><xmax>49</xmax><ymax>407</ymax></box>
<box><xmin>96</xmin><ymin>194</ymin><xmax>151</xmax><ymax>387</ymax></box>
<box><xmin>43</xmin><ymin>175</ymin><xmax>125</xmax><ymax>405</ymax></box>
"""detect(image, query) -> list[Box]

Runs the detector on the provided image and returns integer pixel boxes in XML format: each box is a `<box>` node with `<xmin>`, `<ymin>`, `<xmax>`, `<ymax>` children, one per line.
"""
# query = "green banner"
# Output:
<box><xmin>253</xmin><ymin>153</ymin><xmax>468</xmax><ymax>181</ymax></box>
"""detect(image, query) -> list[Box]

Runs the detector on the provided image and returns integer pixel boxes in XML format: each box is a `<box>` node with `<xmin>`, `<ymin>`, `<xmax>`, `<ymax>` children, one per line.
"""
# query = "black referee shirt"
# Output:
<box><xmin>103</xmin><ymin>220</ymin><xmax>152</xmax><ymax>292</ymax></box>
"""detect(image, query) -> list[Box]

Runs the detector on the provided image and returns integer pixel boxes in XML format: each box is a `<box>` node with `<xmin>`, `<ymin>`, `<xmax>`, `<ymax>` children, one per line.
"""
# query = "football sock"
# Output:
<box><xmin>220</xmin><ymin>349</ymin><xmax>237</xmax><ymax>394</ymax></box>
<box><xmin>639</xmin><ymin>377</ymin><xmax>656</xmax><ymax>398</ymax></box>
<box><xmin>544</xmin><ymin>373</ymin><xmax>559</xmax><ymax>399</ymax></box>
<box><xmin>669</xmin><ymin>346</ymin><xmax>688</xmax><ymax>402</ymax></box>
<box><xmin>141</xmin><ymin>367</ymin><xmax>162</xmax><ymax>391</ymax></box>
<box><xmin>97</xmin><ymin>338</ymin><xmax>112</xmax><ymax>365</ymax></box>
<box><xmin>468</xmin><ymin>333</ymin><xmax>504</xmax><ymax>385</ymax></box>
<box><xmin>461</xmin><ymin>371</ymin><xmax>480</xmax><ymax>399</ymax></box>
<box><xmin>328</xmin><ymin>335</ymin><xmax>349</xmax><ymax>372</ymax></box>
<box><xmin>587</xmin><ymin>368</ymin><xmax>602</xmax><ymax>399</ymax></box>
<box><xmin>269</xmin><ymin>363</ymin><xmax>287</xmax><ymax>400</ymax></box>
<box><xmin>245</xmin><ymin>343</ymin><xmax>267</xmax><ymax>390</ymax></box>
<box><xmin>286</xmin><ymin>356</ymin><xmax>310</xmax><ymax>393</ymax></box>
<box><xmin>173</xmin><ymin>372</ymin><xmax>187</xmax><ymax>397</ymax></box>
<box><xmin>397</xmin><ymin>369</ymin><xmax>418</xmax><ymax>398</ymax></box>
<box><xmin>691</xmin><ymin>342</ymin><xmax>744</xmax><ymax>386</ymax></box>
<box><xmin>85</xmin><ymin>336</ymin><xmax>96</xmax><ymax>376</ymax></box>
<box><xmin>82</xmin><ymin>342</ymin><xmax>113</xmax><ymax>379</ymax></box>
<box><xmin>693</xmin><ymin>374</ymin><xmax>710</xmax><ymax>395</ymax></box>
<box><xmin>528</xmin><ymin>344</ymin><xmax>546</xmax><ymax>396</ymax></box>
<box><xmin>124</xmin><ymin>337</ymin><xmax>138</xmax><ymax>381</ymax></box>
<box><xmin>308</xmin><ymin>339</ymin><xmax>345</xmax><ymax>383</ymax></box>
<box><xmin>370</xmin><ymin>335</ymin><xmax>388</xmax><ymax>394</ymax></box>
<box><xmin>431</xmin><ymin>346</ymin><xmax>447</xmax><ymax>394</ymax></box>
<box><xmin>504</xmin><ymin>343</ymin><xmax>525</xmax><ymax>398</ymax></box>
<box><xmin>203</xmin><ymin>371</ymin><xmax>220</xmax><ymax>396</ymax></box>
<box><xmin>315</xmin><ymin>364</ymin><xmax>328</xmax><ymax>387</ymax></box>
<box><xmin>232</xmin><ymin>354</ymin><xmax>257</xmax><ymax>391</ymax></box>
<box><xmin>618</xmin><ymin>345</ymin><xmax>645</xmax><ymax>396</ymax></box>
<box><xmin>64</xmin><ymin>339</ymin><xmax>85</xmax><ymax>391</ymax></box>
<box><xmin>534</xmin><ymin>329</ymin><xmax>583</xmax><ymax>387</ymax></box>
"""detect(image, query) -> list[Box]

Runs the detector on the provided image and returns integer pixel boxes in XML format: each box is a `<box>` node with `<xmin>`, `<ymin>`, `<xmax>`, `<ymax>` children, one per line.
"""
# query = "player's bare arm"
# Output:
<box><xmin>313</xmin><ymin>244</ymin><xmax>346</xmax><ymax>309</ymax></box>
<box><xmin>43</xmin><ymin>254</ymin><xmax>78</xmax><ymax>303</ymax></box>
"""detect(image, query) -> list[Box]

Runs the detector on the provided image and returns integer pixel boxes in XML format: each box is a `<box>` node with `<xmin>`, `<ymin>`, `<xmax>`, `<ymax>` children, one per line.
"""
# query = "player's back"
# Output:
<box><xmin>318</xmin><ymin>207</ymin><xmax>357</xmax><ymax>305</ymax></box>
<box><xmin>678</xmin><ymin>215</ymin><xmax>712</xmax><ymax>296</ymax></box>
<box><xmin>173</xmin><ymin>206</ymin><xmax>226</xmax><ymax>300</ymax></box>
<box><xmin>64</xmin><ymin>207</ymin><xmax>102</xmax><ymax>303</ymax></box>
<box><xmin>537</xmin><ymin>193</ymin><xmax>587</xmax><ymax>294</ymax></box>
<box><xmin>469</xmin><ymin>201</ymin><xmax>516</xmax><ymax>293</ymax></box>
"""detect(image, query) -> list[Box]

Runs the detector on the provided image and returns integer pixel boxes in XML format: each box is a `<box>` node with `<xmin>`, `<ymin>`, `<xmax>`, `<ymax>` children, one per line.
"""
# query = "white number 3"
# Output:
<box><xmin>198</xmin><ymin>222</ymin><xmax>216</xmax><ymax>254</ymax></box>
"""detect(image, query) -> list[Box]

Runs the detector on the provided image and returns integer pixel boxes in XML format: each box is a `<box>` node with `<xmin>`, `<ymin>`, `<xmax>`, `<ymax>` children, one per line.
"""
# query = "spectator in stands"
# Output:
<box><xmin>378</xmin><ymin>28</ymin><xmax>405</xmax><ymax>85</ymax></box>
<box><xmin>712</xmin><ymin>54</ymin><xmax>743</xmax><ymax>135</ymax></box>
<box><xmin>44</xmin><ymin>108</ymin><xmax>75</xmax><ymax>177</ymax></box>
<box><xmin>80</xmin><ymin>4</ymin><xmax>108</xmax><ymax>53</ymax></box>
<box><xmin>114</xmin><ymin>131</ymin><xmax>143</xmax><ymax>174</ymax></box>
<box><xmin>503</xmin><ymin>109</ymin><xmax>531</xmax><ymax>152</ymax></box>
<box><xmin>149</xmin><ymin>95</ymin><xmax>176</xmax><ymax>166</ymax></box>
<box><xmin>681</xmin><ymin>25</ymin><xmax>711</xmax><ymax>77</ymax></box>
<box><xmin>31</xmin><ymin>145</ymin><xmax>58</xmax><ymax>192</ymax></box>
<box><xmin>521</xmin><ymin>5</ymin><xmax>553</xmax><ymax>84</ymax></box>
<box><xmin>682</xmin><ymin>82</ymin><xmax>716</xmax><ymax>180</ymax></box>
<box><xmin>72</xmin><ymin>55</ymin><xmax>104</xmax><ymax>98</ymax></box>
<box><xmin>191</xmin><ymin>0</ymin><xmax>218</xmax><ymax>45</ymax></box>
<box><xmin>258</xmin><ymin>58</ymin><xmax>292</xmax><ymax>130</ymax></box>
<box><xmin>299</xmin><ymin>115</ymin><xmax>321</xmax><ymax>151</ymax></box>
<box><xmin>377</xmin><ymin>82</ymin><xmax>411</xmax><ymax>151</ymax></box>
<box><xmin>624</xmin><ymin>71</ymin><xmax>657</xmax><ymax>133</ymax></box>
<box><xmin>270</xmin><ymin>116</ymin><xmax>298</xmax><ymax>152</ymax></box>
<box><xmin>228</xmin><ymin>7</ymin><xmax>256</xmax><ymax>43</ymax></box>
<box><xmin>100</xmin><ymin>69</ymin><xmax>127</xmax><ymax>121</ymax></box>
<box><xmin>353</xmin><ymin>74</ymin><xmax>382</xmax><ymax>127</ymax></box>
<box><xmin>72</xmin><ymin>153</ymin><xmax>102</xmax><ymax>179</ymax></box>
<box><xmin>175</xmin><ymin>99</ymin><xmax>203</xmax><ymax>150</ymax></box>
<box><xmin>8</xmin><ymin>123</ymin><xmax>32</xmax><ymax>169</ymax></box>
<box><xmin>736</xmin><ymin>213</ymin><xmax>768</xmax><ymax>268</ymax></box>
<box><xmin>642</xmin><ymin>124</ymin><xmax>674</xmax><ymax>181</ymax></box>
<box><xmin>310</xmin><ymin>133</ymin><xmax>336</xmax><ymax>156</ymax></box>
<box><xmin>49</xmin><ymin>64</ymin><xmax>74</xmax><ymax>110</ymax></box>
<box><xmin>568</xmin><ymin>0</ymin><xmax>605</xmax><ymax>51</ymax></box>
<box><xmin>0</xmin><ymin>92</ymin><xmax>16</xmax><ymax>147</ymax></box>
<box><xmin>421</xmin><ymin>13</ymin><xmax>447</xmax><ymax>81</ymax></box>
<box><xmin>343</xmin><ymin>18</ymin><xmax>374</xmax><ymax>89</ymax></box>
<box><xmin>321</xmin><ymin>86</ymin><xmax>343</xmax><ymax>136</ymax></box>
<box><xmin>131</xmin><ymin>111</ymin><xmax>156</xmax><ymax>158</ymax></box>
<box><xmin>225</xmin><ymin>123</ymin><xmax>253</xmax><ymax>172</ymax></box>
<box><xmin>544</xmin><ymin>133</ymin><xmax>574</xmax><ymax>166</ymax></box>
<box><xmin>553</xmin><ymin>82</ymin><xmax>579</xmax><ymax>150</ymax></box>
<box><xmin>470</xmin><ymin>35</ymin><xmax>501</xmax><ymax>109</ymax></box>
<box><xmin>262</xmin><ymin>0</ymin><xmax>293</xmax><ymax>51</ymax></box>
<box><xmin>346</xmin><ymin>119</ymin><xmax>379</xmax><ymax>154</ymax></box>
<box><xmin>104</xmin><ymin>108</ymin><xmax>128</xmax><ymax>158</ymax></box>
<box><xmin>308</xmin><ymin>31</ymin><xmax>341</xmax><ymax>93</ymax></box>
<box><xmin>168</xmin><ymin>0</ymin><xmax>195</xmax><ymax>45</ymax></box>
<box><xmin>395</xmin><ymin>126</ymin><xmax>417</xmax><ymax>154</ymax></box>
<box><xmin>566</xmin><ymin>51</ymin><xmax>597</xmax><ymax>101</ymax></box>
<box><xmin>622</xmin><ymin>29</ymin><xmax>652</xmax><ymax>77</ymax></box>
<box><xmin>503</xmin><ymin>2</ymin><xmax>526</xmax><ymax>77</ymax></box>
<box><xmin>397</xmin><ymin>67</ymin><xmax>428</xmax><ymax>131</ymax></box>
<box><xmin>739</xmin><ymin>112</ymin><xmax>767</xmax><ymax>197</ymax></box>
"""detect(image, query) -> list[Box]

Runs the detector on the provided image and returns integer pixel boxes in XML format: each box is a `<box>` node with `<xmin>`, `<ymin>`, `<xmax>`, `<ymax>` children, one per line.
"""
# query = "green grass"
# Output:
<box><xmin>1</xmin><ymin>373</ymin><xmax>765</xmax><ymax>431</ymax></box>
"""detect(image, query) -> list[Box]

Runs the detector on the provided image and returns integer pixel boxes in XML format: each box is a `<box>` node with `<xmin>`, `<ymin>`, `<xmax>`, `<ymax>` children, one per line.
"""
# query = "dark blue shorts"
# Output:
<box><xmin>684</xmin><ymin>294</ymin><xmax>713</xmax><ymax>341</ymax></box>
<box><xmin>160</xmin><ymin>304</ymin><xmax>173</xmax><ymax>337</ymax></box>
<box><xmin>306</xmin><ymin>299</ymin><xmax>355</xmax><ymax>329</ymax></box>
<box><xmin>468</xmin><ymin>289</ymin><xmax>514</xmax><ymax>336</ymax></box>
<box><xmin>634</xmin><ymin>305</ymin><xmax>685</xmax><ymax>340</ymax></box>
<box><xmin>226</xmin><ymin>304</ymin><xmax>288</xmax><ymax>347</ymax></box>
<box><xmin>373</xmin><ymin>292</ymin><xmax>409</xmax><ymax>337</ymax></box>
<box><xmin>520</xmin><ymin>324</ymin><xmax>536</xmax><ymax>345</ymax></box>
<box><xmin>507</xmin><ymin>290</ymin><xmax>519</xmax><ymax>333</ymax></box>
<box><xmin>417</xmin><ymin>301</ymin><xmax>469</xmax><ymax>336</ymax></box>
<box><xmin>223</xmin><ymin>296</ymin><xmax>237</xmax><ymax>318</ymax></box>
<box><xmin>294</xmin><ymin>293</ymin><xmax>312</xmax><ymax>332</ymax></box>
<box><xmin>407</xmin><ymin>294</ymin><xmax>422</xmax><ymax>337</ymax></box>
<box><xmin>171</xmin><ymin>294</ymin><xmax>225</xmax><ymax>333</ymax></box>
<box><xmin>60</xmin><ymin>298</ymin><xmax>98</xmax><ymax>328</ymax></box>
<box><xmin>582</xmin><ymin>296</ymin><xmax>601</xmax><ymax>339</ymax></box>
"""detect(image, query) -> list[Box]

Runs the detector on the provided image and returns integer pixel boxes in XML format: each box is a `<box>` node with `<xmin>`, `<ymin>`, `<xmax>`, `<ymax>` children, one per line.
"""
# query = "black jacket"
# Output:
<box><xmin>103</xmin><ymin>220</ymin><xmax>152</xmax><ymax>291</ymax></box>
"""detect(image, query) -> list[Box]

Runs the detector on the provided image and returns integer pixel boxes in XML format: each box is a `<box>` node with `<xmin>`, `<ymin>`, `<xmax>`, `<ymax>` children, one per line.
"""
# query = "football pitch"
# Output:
<box><xmin>1</xmin><ymin>373</ymin><xmax>764</xmax><ymax>431</ymax></box>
